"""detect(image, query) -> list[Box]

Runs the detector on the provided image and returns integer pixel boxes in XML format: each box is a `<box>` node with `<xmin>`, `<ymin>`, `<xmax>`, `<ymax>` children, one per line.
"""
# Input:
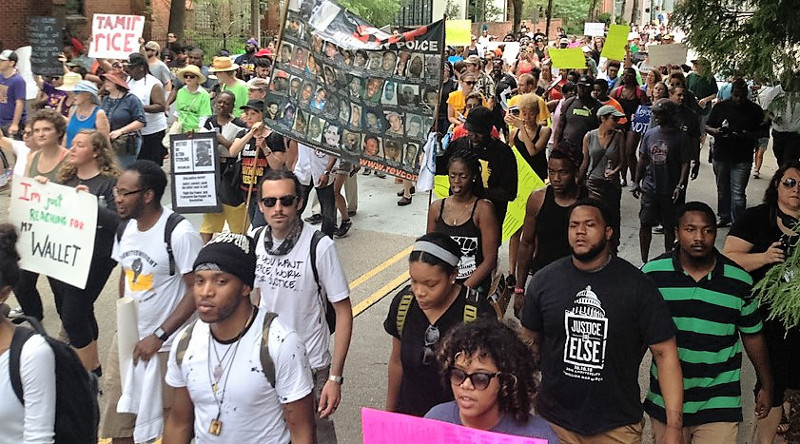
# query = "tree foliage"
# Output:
<box><xmin>672</xmin><ymin>0</ymin><xmax>800</xmax><ymax>87</ymax></box>
<box><xmin>338</xmin><ymin>0</ymin><xmax>401</xmax><ymax>27</ymax></box>
<box><xmin>522</xmin><ymin>0</ymin><xmax>592</xmax><ymax>34</ymax></box>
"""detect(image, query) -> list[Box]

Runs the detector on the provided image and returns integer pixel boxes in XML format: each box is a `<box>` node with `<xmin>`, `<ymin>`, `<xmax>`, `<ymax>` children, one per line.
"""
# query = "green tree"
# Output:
<box><xmin>672</xmin><ymin>0</ymin><xmax>800</xmax><ymax>86</ymax></box>
<box><xmin>523</xmin><ymin>0</ymin><xmax>592</xmax><ymax>34</ymax></box>
<box><xmin>339</xmin><ymin>0</ymin><xmax>401</xmax><ymax>27</ymax></box>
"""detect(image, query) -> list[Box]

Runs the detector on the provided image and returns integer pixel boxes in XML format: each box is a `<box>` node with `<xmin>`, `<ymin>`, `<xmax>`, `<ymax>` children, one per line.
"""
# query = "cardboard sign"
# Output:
<box><xmin>169</xmin><ymin>132</ymin><xmax>222</xmax><ymax>213</ymax></box>
<box><xmin>89</xmin><ymin>14</ymin><xmax>145</xmax><ymax>59</ymax></box>
<box><xmin>486</xmin><ymin>42</ymin><xmax>520</xmax><ymax>66</ymax></box>
<box><xmin>445</xmin><ymin>20</ymin><xmax>472</xmax><ymax>47</ymax></box>
<box><xmin>549</xmin><ymin>48</ymin><xmax>587</xmax><ymax>69</ymax></box>
<box><xmin>362</xmin><ymin>408</ymin><xmax>549</xmax><ymax>444</ymax></box>
<box><xmin>600</xmin><ymin>24</ymin><xmax>630</xmax><ymax>61</ymax></box>
<box><xmin>9</xmin><ymin>178</ymin><xmax>98</xmax><ymax>289</ymax></box>
<box><xmin>584</xmin><ymin>22</ymin><xmax>605</xmax><ymax>37</ymax></box>
<box><xmin>27</xmin><ymin>17</ymin><xmax>63</xmax><ymax>77</ymax></box>
<box><xmin>647</xmin><ymin>43</ymin><xmax>689</xmax><ymax>67</ymax></box>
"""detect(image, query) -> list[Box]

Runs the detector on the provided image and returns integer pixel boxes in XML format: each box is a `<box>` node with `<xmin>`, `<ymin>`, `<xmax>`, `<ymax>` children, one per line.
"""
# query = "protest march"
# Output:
<box><xmin>0</xmin><ymin>0</ymin><xmax>799</xmax><ymax>442</ymax></box>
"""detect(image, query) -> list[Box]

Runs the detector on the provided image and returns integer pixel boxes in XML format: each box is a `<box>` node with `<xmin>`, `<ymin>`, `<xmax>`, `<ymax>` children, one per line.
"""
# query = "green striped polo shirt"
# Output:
<box><xmin>641</xmin><ymin>249</ymin><xmax>761</xmax><ymax>426</ymax></box>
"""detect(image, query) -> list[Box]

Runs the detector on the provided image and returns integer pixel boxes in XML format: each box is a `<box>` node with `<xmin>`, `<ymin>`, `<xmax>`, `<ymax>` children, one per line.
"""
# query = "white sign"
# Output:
<box><xmin>169</xmin><ymin>133</ymin><xmax>221</xmax><ymax>213</ymax></box>
<box><xmin>9</xmin><ymin>178</ymin><xmax>98</xmax><ymax>289</ymax></box>
<box><xmin>647</xmin><ymin>43</ymin><xmax>689</xmax><ymax>67</ymax></box>
<box><xmin>486</xmin><ymin>42</ymin><xmax>520</xmax><ymax>66</ymax></box>
<box><xmin>89</xmin><ymin>14</ymin><xmax>145</xmax><ymax>59</ymax></box>
<box><xmin>584</xmin><ymin>22</ymin><xmax>605</xmax><ymax>37</ymax></box>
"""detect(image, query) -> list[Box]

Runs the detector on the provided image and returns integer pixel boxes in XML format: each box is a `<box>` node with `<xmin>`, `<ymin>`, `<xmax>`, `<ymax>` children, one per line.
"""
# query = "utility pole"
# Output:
<box><xmin>610</xmin><ymin>0</ymin><xmax>616</xmax><ymax>24</ymax></box>
<box><xmin>251</xmin><ymin>0</ymin><xmax>260</xmax><ymax>41</ymax></box>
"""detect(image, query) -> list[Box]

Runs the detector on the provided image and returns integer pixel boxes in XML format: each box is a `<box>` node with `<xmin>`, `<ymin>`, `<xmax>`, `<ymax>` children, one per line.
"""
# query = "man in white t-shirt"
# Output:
<box><xmin>164</xmin><ymin>232</ymin><xmax>316</xmax><ymax>443</ymax></box>
<box><xmin>253</xmin><ymin>169</ymin><xmax>352</xmax><ymax>444</ymax></box>
<box><xmin>101</xmin><ymin>160</ymin><xmax>203</xmax><ymax>443</ymax></box>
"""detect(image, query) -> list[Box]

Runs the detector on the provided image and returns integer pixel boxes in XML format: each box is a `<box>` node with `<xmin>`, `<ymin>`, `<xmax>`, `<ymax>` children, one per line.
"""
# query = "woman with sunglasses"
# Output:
<box><xmin>724</xmin><ymin>161</ymin><xmax>800</xmax><ymax>443</ymax></box>
<box><xmin>451</xmin><ymin>92</ymin><xmax>497</xmax><ymax>140</ymax></box>
<box><xmin>447</xmin><ymin>73</ymin><xmax>478</xmax><ymax>126</ymax></box>
<box><xmin>101</xmin><ymin>72</ymin><xmax>145</xmax><ymax>168</ymax></box>
<box><xmin>425</xmin><ymin>319</ymin><xmax>558</xmax><ymax>442</ymax></box>
<box><xmin>385</xmin><ymin>233</ymin><xmax>489</xmax><ymax>417</ymax></box>
<box><xmin>33</xmin><ymin>130</ymin><xmax>120</xmax><ymax>373</ymax></box>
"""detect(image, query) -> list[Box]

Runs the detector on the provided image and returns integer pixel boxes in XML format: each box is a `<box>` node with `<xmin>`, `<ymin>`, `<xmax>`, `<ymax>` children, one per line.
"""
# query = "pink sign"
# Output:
<box><xmin>361</xmin><ymin>408</ymin><xmax>549</xmax><ymax>444</ymax></box>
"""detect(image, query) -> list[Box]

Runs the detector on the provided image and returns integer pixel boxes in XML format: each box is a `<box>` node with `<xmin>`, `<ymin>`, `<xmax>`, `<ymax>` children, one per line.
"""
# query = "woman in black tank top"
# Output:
<box><xmin>505</xmin><ymin>93</ymin><xmax>551</xmax><ymax>180</ymax></box>
<box><xmin>427</xmin><ymin>151</ymin><xmax>499</xmax><ymax>296</ymax></box>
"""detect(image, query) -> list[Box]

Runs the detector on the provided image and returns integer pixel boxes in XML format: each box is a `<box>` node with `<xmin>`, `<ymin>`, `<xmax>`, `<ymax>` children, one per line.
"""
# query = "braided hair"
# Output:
<box><xmin>447</xmin><ymin>149</ymin><xmax>485</xmax><ymax>199</ymax></box>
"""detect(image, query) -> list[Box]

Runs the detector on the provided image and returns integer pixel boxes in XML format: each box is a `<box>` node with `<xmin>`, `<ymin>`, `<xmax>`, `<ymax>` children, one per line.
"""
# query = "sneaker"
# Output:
<box><xmin>335</xmin><ymin>219</ymin><xmax>352</xmax><ymax>238</ymax></box>
<box><xmin>362</xmin><ymin>168</ymin><xmax>372</xmax><ymax>176</ymax></box>
<box><xmin>304</xmin><ymin>214</ymin><xmax>323</xmax><ymax>225</ymax></box>
<box><xmin>717</xmin><ymin>218</ymin><xmax>731</xmax><ymax>228</ymax></box>
<box><xmin>8</xmin><ymin>306</ymin><xmax>24</xmax><ymax>318</ymax></box>
<box><xmin>753</xmin><ymin>171</ymin><xmax>760</xmax><ymax>179</ymax></box>
<box><xmin>652</xmin><ymin>225</ymin><xmax>664</xmax><ymax>234</ymax></box>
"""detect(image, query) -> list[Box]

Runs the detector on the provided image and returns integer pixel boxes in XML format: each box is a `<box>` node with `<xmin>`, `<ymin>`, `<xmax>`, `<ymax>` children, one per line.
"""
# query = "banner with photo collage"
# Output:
<box><xmin>264</xmin><ymin>0</ymin><xmax>444</xmax><ymax>181</ymax></box>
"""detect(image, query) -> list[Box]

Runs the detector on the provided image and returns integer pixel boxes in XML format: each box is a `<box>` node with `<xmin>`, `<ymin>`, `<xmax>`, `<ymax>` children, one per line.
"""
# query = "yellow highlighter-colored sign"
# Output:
<box><xmin>601</xmin><ymin>24</ymin><xmax>630</xmax><ymax>61</ymax></box>
<box><xmin>549</xmin><ymin>48</ymin><xmax>587</xmax><ymax>69</ymax></box>
<box><xmin>446</xmin><ymin>20</ymin><xmax>472</xmax><ymax>47</ymax></box>
<box><xmin>433</xmin><ymin>146</ymin><xmax>545</xmax><ymax>241</ymax></box>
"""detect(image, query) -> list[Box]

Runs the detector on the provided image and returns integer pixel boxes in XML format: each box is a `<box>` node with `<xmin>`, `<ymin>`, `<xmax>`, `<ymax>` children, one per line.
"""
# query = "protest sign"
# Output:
<box><xmin>169</xmin><ymin>133</ymin><xmax>221</xmax><ymax>213</ymax></box>
<box><xmin>445</xmin><ymin>20</ymin><xmax>472</xmax><ymax>46</ymax></box>
<box><xmin>89</xmin><ymin>14</ymin><xmax>145</xmax><ymax>59</ymax></box>
<box><xmin>486</xmin><ymin>42</ymin><xmax>520</xmax><ymax>66</ymax></box>
<box><xmin>601</xmin><ymin>24</ymin><xmax>630</xmax><ymax>61</ymax></box>
<box><xmin>632</xmin><ymin>104</ymin><xmax>652</xmax><ymax>134</ymax></box>
<box><xmin>27</xmin><ymin>17</ymin><xmax>63</xmax><ymax>77</ymax></box>
<box><xmin>647</xmin><ymin>43</ymin><xmax>689</xmax><ymax>67</ymax></box>
<box><xmin>584</xmin><ymin>22</ymin><xmax>605</xmax><ymax>36</ymax></box>
<box><xmin>265</xmin><ymin>0</ymin><xmax>444</xmax><ymax>181</ymax></box>
<box><xmin>549</xmin><ymin>48</ymin><xmax>587</xmax><ymax>69</ymax></box>
<box><xmin>362</xmin><ymin>408</ymin><xmax>548</xmax><ymax>444</ymax></box>
<box><xmin>9</xmin><ymin>178</ymin><xmax>97</xmax><ymax>289</ymax></box>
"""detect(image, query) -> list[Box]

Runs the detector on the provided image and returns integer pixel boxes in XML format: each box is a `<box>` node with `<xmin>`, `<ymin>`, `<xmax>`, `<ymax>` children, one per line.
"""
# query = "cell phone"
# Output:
<box><xmin>509</xmin><ymin>106</ymin><xmax>520</xmax><ymax>116</ymax></box>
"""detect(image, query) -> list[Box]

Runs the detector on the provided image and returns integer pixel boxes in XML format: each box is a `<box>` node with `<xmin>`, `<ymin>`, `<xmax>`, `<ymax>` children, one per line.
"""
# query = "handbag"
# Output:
<box><xmin>111</xmin><ymin>132</ymin><xmax>139</xmax><ymax>156</ymax></box>
<box><xmin>161</xmin><ymin>120</ymin><xmax>183</xmax><ymax>149</ymax></box>
<box><xmin>218</xmin><ymin>157</ymin><xmax>244</xmax><ymax>206</ymax></box>
<box><xmin>487</xmin><ymin>271</ymin><xmax>512</xmax><ymax>320</ymax></box>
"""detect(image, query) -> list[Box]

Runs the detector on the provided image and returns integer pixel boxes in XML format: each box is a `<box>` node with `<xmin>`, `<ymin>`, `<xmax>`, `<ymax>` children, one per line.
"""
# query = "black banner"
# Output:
<box><xmin>265</xmin><ymin>0</ymin><xmax>444</xmax><ymax>180</ymax></box>
<box><xmin>27</xmin><ymin>17</ymin><xmax>63</xmax><ymax>77</ymax></box>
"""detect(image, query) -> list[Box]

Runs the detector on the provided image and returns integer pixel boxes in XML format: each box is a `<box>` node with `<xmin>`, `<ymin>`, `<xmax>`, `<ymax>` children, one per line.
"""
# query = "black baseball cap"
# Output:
<box><xmin>464</xmin><ymin>106</ymin><xmax>494</xmax><ymax>135</ymax></box>
<box><xmin>128</xmin><ymin>52</ymin><xmax>147</xmax><ymax>66</ymax></box>
<box><xmin>577</xmin><ymin>75</ymin><xmax>594</xmax><ymax>86</ymax></box>
<box><xmin>241</xmin><ymin>99</ymin><xmax>265</xmax><ymax>113</ymax></box>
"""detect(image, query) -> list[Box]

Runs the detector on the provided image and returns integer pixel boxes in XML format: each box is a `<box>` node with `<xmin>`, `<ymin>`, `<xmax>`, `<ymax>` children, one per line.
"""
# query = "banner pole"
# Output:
<box><xmin>273</xmin><ymin>0</ymin><xmax>292</xmax><ymax>56</ymax></box>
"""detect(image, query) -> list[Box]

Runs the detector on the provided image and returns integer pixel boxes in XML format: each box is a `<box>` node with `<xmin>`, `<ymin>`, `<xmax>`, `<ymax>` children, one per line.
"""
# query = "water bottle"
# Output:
<box><xmin>98</xmin><ymin>195</ymin><xmax>107</xmax><ymax>208</ymax></box>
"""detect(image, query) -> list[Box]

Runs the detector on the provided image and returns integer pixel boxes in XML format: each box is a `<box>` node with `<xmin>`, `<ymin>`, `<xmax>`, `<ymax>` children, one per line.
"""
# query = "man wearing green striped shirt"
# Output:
<box><xmin>642</xmin><ymin>202</ymin><xmax>773</xmax><ymax>443</ymax></box>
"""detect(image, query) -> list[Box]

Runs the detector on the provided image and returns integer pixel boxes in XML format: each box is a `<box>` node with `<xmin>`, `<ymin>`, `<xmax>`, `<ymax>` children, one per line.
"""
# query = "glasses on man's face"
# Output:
<box><xmin>782</xmin><ymin>178</ymin><xmax>800</xmax><ymax>190</ymax></box>
<box><xmin>448</xmin><ymin>367</ymin><xmax>500</xmax><ymax>390</ymax></box>
<box><xmin>260</xmin><ymin>195</ymin><xmax>299</xmax><ymax>207</ymax></box>
<box><xmin>112</xmin><ymin>187</ymin><xmax>144</xmax><ymax>197</ymax></box>
<box><xmin>421</xmin><ymin>324</ymin><xmax>440</xmax><ymax>366</ymax></box>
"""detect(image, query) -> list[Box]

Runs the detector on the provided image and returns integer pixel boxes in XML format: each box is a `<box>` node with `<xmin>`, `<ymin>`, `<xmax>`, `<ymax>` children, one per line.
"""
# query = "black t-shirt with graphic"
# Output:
<box><xmin>521</xmin><ymin>256</ymin><xmax>675</xmax><ymax>435</ymax></box>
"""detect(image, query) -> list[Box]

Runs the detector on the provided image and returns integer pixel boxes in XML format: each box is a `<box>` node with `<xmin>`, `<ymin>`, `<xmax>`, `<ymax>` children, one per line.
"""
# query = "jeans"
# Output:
<box><xmin>116</xmin><ymin>136</ymin><xmax>142</xmax><ymax>169</ymax></box>
<box><xmin>311</xmin><ymin>366</ymin><xmax>338</xmax><ymax>444</ymax></box>
<box><xmin>713</xmin><ymin>160</ymin><xmax>751</xmax><ymax>223</ymax></box>
<box><xmin>247</xmin><ymin>192</ymin><xmax>267</xmax><ymax>229</ymax></box>
<box><xmin>301</xmin><ymin>184</ymin><xmax>336</xmax><ymax>237</ymax></box>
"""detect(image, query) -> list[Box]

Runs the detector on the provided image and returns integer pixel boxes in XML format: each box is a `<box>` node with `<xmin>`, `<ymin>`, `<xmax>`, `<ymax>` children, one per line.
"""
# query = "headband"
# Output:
<box><xmin>413</xmin><ymin>241</ymin><xmax>460</xmax><ymax>267</ymax></box>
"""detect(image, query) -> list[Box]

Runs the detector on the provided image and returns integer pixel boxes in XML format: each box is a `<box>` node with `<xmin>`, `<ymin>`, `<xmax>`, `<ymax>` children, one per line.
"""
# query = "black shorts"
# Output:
<box><xmin>639</xmin><ymin>192</ymin><xmax>677</xmax><ymax>227</ymax></box>
<box><xmin>753</xmin><ymin>319</ymin><xmax>800</xmax><ymax>407</ymax></box>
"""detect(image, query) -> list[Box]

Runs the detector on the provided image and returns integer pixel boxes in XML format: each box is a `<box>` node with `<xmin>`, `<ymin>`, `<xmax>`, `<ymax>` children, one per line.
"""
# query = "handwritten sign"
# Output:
<box><xmin>647</xmin><ymin>43</ymin><xmax>689</xmax><ymax>67</ymax></box>
<box><xmin>89</xmin><ymin>14</ymin><xmax>145</xmax><ymax>59</ymax></box>
<box><xmin>362</xmin><ymin>408</ymin><xmax>548</xmax><ymax>444</ymax></box>
<box><xmin>600</xmin><ymin>25</ymin><xmax>630</xmax><ymax>61</ymax></box>
<box><xmin>9</xmin><ymin>178</ymin><xmax>97</xmax><ymax>289</ymax></box>
<box><xmin>549</xmin><ymin>48</ymin><xmax>587</xmax><ymax>69</ymax></box>
<box><xmin>446</xmin><ymin>20</ymin><xmax>472</xmax><ymax>46</ymax></box>
<box><xmin>169</xmin><ymin>132</ymin><xmax>221</xmax><ymax>213</ymax></box>
<box><xmin>584</xmin><ymin>22</ymin><xmax>605</xmax><ymax>37</ymax></box>
<box><xmin>27</xmin><ymin>17</ymin><xmax>63</xmax><ymax>77</ymax></box>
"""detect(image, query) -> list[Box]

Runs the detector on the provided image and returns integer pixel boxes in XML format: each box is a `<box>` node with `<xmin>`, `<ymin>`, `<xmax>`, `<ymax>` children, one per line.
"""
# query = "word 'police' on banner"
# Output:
<box><xmin>361</xmin><ymin>408</ymin><xmax>548</xmax><ymax>444</ymax></box>
<box><xmin>89</xmin><ymin>14</ymin><xmax>145</xmax><ymax>59</ymax></box>
<box><xmin>264</xmin><ymin>0</ymin><xmax>444</xmax><ymax>181</ymax></box>
<box><xmin>170</xmin><ymin>132</ymin><xmax>222</xmax><ymax>213</ymax></box>
<box><xmin>9</xmin><ymin>178</ymin><xmax>98</xmax><ymax>289</ymax></box>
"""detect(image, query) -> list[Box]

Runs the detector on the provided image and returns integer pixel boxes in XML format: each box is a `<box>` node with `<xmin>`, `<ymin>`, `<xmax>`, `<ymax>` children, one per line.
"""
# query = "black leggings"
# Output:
<box><xmin>137</xmin><ymin>130</ymin><xmax>167</xmax><ymax>166</ymax></box>
<box><xmin>13</xmin><ymin>270</ymin><xmax>45</xmax><ymax>321</ymax></box>
<box><xmin>300</xmin><ymin>183</ymin><xmax>336</xmax><ymax>237</ymax></box>
<box><xmin>48</xmin><ymin>258</ymin><xmax>116</xmax><ymax>348</ymax></box>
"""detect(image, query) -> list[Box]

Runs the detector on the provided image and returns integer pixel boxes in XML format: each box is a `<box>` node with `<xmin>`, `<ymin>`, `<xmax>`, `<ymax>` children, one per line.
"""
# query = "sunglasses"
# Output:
<box><xmin>183</xmin><ymin>74</ymin><xmax>197</xmax><ymax>79</ymax></box>
<box><xmin>782</xmin><ymin>178</ymin><xmax>800</xmax><ymax>189</ymax></box>
<box><xmin>463</xmin><ymin>81</ymin><xmax>477</xmax><ymax>86</ymax></box>
<box><xmin>260</xmin><ymin>195</ymin><xmax>299</xmax><ymax>207</ymax></box>
<box><xmin>421</xmin><ymin>324</ymin><xmax>440</xmax><ymax>366</ymax></box>
<box><xmin>447</xmin><ymin>367</ymin><xmax>500</xmax><ymax>391</ymax></box>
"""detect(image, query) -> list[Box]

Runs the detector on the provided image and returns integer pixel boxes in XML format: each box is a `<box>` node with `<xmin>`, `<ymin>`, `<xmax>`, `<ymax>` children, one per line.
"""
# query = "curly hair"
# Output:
<box><xmin>0</xmin><ymin>223</ymin><xmax>20</xmax><ymax>288</ymax></box>
<box><xmin>764</xmin><ymin>160</ymin><xmax>800</xmax><ymax>209</ymax></box>
<box><xmin>58</xmin><ymin>130</ymin><xmax>121</xmax><ymax>183</ymax></box>
<box><xmin>30</xmin><ymin>109</ymin><xmax>67</xmax><ymax>141</ymax></box>
<box><xmin>447</xmin><ymin>149</ymin><xmax>485</xmax><ymax>199</ymax></box>
<box><xmin>437</xmin><ymin>318</ymin><xmax>537</xmax><ymax>424</ymax></box>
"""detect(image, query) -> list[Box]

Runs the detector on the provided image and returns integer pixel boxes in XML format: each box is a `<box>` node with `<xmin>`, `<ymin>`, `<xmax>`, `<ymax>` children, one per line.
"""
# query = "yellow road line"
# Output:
<box><xmin>352</xmin><ymin>271</ymin><xmax>410</xmax><ymax>317</ymax></box>
<box><xmin>348</xmin><ymin>245</ymin><xmax>413</xmax><ymax>291</ymax></box>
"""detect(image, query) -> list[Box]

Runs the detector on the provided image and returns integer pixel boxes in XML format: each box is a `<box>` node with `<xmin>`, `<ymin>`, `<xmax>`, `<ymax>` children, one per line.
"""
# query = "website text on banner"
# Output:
<box><xmin>361</xmin><ymin>408</ymin><xmax>548</xmax><ymax>444</ymax></box>
<box><xmin>263</xmin><ymin>0</ymin><xmax>444</xmax><ymax>181</ymax></box>
<box><xmin>9</xmin><ymin>178</ymin><xmax>98</xmax><ymax>289</ymax></box>
<box><xmin>89</xmin><ymin>14</ymin><xmax>145</xmax><ymax>59</ymax></box>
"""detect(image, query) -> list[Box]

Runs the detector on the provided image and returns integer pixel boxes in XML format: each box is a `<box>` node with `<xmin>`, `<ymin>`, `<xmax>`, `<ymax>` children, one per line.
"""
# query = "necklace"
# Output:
<box><xmin>447</xmin><ymin>198</ymin><xmax>476</xmax><ymax>225</ymax></box>
<box><xmin>205</xmin><ymin>306</ymin><xmax>256</xmax><ymax>436</ymax></box>
<box><xmin>75</xmin><ymin>105</ymin><xmax>95</xmax><ymax>122</ymax></box>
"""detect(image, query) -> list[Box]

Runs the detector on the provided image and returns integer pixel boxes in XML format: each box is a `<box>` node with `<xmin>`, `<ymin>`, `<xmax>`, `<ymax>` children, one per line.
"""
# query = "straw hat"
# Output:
<box><xmin>56</xmin><ymin>72</ymin><xmax>82</xmax><ymax>91</ymax></box>
<box><xmin>177</xmin><ymin>64</ymin><xmax>207</xmax><ymax>84</ymax></box>
<box><xmin>101</xmin><ymin>72</ymin><xmax>130</xmax><ymax>90</ymax></box>
<box><xmin>208</xmin><ymin>56</ymin><xmax>239</xmax><ymax>73</ymax></box>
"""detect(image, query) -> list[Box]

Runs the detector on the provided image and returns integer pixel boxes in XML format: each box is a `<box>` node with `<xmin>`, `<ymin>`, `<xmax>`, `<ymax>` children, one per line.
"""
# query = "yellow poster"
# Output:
<box><xmin>446</xmin><ymin>20</ymin><xmax>472</xmax><ymax>47</ymax></box>
<box><xmin>549</xmin><ymin>48</ymin><xmax>587</xmax><ymax>69</ymax></box>
<box><xmin>433</xmin><ymin>146</ymin><xmax>545</xmax><ymax>241</ymax></box>
<box><xmin>600</xmin><ymin>24</ymin><xmax>630</xmax><ymax>61</ymax></box>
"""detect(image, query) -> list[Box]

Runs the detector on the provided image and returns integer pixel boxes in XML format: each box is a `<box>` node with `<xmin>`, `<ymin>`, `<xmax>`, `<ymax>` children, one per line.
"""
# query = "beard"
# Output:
<box><xmin>571</xmin><ymin>237</ymin><xmax>608</xmax><ymax>263</ymax></box>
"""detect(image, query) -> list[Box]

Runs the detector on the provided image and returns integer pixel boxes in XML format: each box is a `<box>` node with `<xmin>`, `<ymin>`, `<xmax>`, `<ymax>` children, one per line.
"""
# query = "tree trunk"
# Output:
<box><xmin>511</xmin><ymin>0</ymin><xmax>523</xmax><ymax>34</ymax></box>
<box><xmin>620</xmin><ymin>0</ymin><xmax>628</xmax><ymax>23</ymax></box>
<box><xmin>631</xmin><ymin>0</ymin><xmax>639</xmax><ymax>26</ymax></box>
<box><xmin>588</xmin><ymin>0</ymin><xmax>599</xmax><ymax>20</ymax></box>
<box><xmin>545</xmin><ymin>0</ymin><xmax>553</xmax><ymax>37</ymax></box>
<box><xmin>168</xmin><ymin>0</ymin><xmax>185</xmax><ymax>35</ymax></box>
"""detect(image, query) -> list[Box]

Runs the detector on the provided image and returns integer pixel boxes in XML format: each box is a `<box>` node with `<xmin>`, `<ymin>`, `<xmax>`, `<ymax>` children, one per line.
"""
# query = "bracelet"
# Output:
<box><xmin>328</xmin><ymin>374</ymin><xmax>343</xmax><ymax>385</ymax></box>
<box><xmin>514</xmin><ymin>287</ymin><xmax>524</xmax><ymax>294</ymax></box>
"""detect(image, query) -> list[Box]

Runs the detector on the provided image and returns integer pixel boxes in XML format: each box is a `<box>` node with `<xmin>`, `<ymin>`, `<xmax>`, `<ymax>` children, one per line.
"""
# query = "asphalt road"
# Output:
<box><xmin>1</xmin><ymin>140</ymin><xmax>779</xmax><ymax>444</ymax></box>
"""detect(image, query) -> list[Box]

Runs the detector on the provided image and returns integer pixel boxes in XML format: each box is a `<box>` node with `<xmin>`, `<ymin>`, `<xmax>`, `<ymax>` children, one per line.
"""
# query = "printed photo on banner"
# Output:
<box><xmin>169</xmin><ymin>132</ymin><xmax>221</xmax><ymax>214</ymax></box>
<box><xmin>264</xmin><ymin>0</ymin><xmax>444</xmax><ymax>180</ymax></box>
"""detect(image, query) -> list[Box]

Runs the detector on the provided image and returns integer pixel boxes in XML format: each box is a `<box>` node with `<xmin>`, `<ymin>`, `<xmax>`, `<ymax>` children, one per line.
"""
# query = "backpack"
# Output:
<box><xmin>10</xmin><ymin>317</ymin><xmax>99</xmax><ymax>444</ymax></box>
<box><xmin>395</xmin><ymin>285</ymin><xmax>479</xmax><ymax>336</ymax></box>
<box><xmin>116</xmin><ymin>212</ymin><xmax>186</xmax><ymax>276</ymax></box>
<box><xmin>174</xmin><ymin>311</ymin><xmax>279</xmax><ymax>387</ymax></box>
<box><xmin>254</xmin><ymin>227</ymin><xmax>337</xmax><ymax>333</ymax></box>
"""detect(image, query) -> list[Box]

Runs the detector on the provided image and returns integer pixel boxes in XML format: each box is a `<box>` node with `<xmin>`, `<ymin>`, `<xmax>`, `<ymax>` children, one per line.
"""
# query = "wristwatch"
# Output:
<box><xmin>677</xmin><ymin>184</ymin><xmax>686</xmax><ymax>190</ymax></box>
<box><xmin>153</xmin><ymin>327</ymin><xmax>169</xmax><ymax>341</ymax></box>
<box><xmin>328</xmin><ymin>374</ymin><xmax>344</xmax><ymax>385</ymax></box>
